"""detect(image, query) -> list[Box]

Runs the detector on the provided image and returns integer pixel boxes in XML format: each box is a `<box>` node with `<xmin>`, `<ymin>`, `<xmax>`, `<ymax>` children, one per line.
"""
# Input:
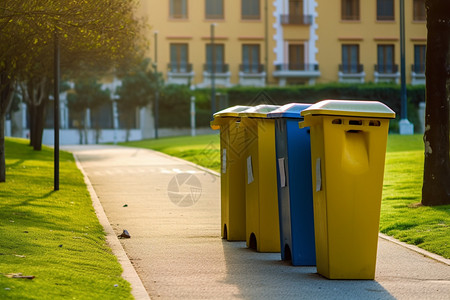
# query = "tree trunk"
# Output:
<box><xmin>0</xmin><ymin>112</ymin><xmax>6</xmax><ymax>182</ymax></box>
<box><xmin>422</xmin><ymin>0</ymin><xmax>450</xmax><ymax>206</ymax></box>
<box><xmin>0</xmin><ymin>77</ymin><xmax>15</xmax><ymax>182</ymax></box>
<box><xmin>32</xmin><ymin>100</ymin><xmax>47</xmax><ymax>151</ymax></box>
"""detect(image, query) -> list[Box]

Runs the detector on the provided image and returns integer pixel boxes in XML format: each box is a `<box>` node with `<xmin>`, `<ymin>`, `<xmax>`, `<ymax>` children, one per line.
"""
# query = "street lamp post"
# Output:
<box><xmin>399</xmin><ymin>0</ymin><xmax>414</xmax><ymax>135</ymax></box>
<box><xmin>154</xmin><ymin>31</ymin><xmax>159</xmax><ymax>139</ymax></box>
<box><xmin>210</xmin><ymin>23</ymin><xmax>216</xmax><ymax>119</ymax></box>
<box><xmin>53</xmin><ymin>32</ymin><xmax>60</xmax><ymax>191</ymax></box>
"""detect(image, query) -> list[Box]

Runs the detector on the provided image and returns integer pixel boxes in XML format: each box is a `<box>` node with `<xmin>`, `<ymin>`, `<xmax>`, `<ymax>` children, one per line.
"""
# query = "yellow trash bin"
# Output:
<box><xmin>300</xmin><ymin>100</ymin><xmax>395</xmax><ymax>279</ymax></box>
<box><xmin>211</xmin><ymin>106</ymin><xmax>251</xmax><ymax>241</ymax></box>
<box><xmin>241</xmin><ymin>105</ymin><xmax>281</xmax><ymax>252</ymax></box>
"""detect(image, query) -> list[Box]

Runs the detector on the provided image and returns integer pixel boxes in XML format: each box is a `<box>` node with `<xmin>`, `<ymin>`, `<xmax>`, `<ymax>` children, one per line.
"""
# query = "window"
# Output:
<box><xmin>377</xmin><ymin>0</ymin><xmax>394</xmax><ymax>21</ymax></box>
<box><xmin>170</xmin><ymin>44</ymin><xmax>189</xmax><ymax>72</ymax></box>
<box><xmin>289</xmin><ymin>0</ymin><xmax>303</xmax><ymax>16</ymax></box>
<box><xmin>413</xmin><ymin>45</ymin><xmax>426</xmax><ymax>73</ymax></box>
<box><xmin>341</xmin><ymin>45</ymin><xmax>360</xmax><ymax>73</ymax></box>
<box><xmin>377</xmin><ymin>44</ymin><xmax>395</xmax><ymax>73</ymax></box>
<box><xmin>242</xmin><ymin>0</ymin><xmax>260</xmax><ymax>20</ymax></box>
<box><xmin>341</xmin><ymin>0</ymin><xmax>359</xmax><ymax>21</ymax></box>
<box><xmin>170</xmin><ymin>0</ymin><xmax>188</xmax><ymax>19</ymax></box>
<box><xmin>288</xmin><ymin>44</ymin><xmax>305</xmax><ymax>70</ymax></box>
<box><xmin>206</xmin><ymin>0</ymin><xmax>224</xmax><ymax>19</ymax></box>
<box><xmin>206</xmin><ymin>44</ymin><xmax>225</xmax><ymax>72</ymax></box>
<box><xmin>413</xmin><ymin>0</ymin><xmax>426</xmax><ymax>21</ymax></box>
<box><xmin>242</xmin><ymin>44</ymin><xmax>260</xmax><ymax>73</ymax></box>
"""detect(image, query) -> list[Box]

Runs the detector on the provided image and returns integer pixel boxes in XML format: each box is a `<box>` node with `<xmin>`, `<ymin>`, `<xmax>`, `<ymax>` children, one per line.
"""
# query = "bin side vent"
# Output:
<box><xmin>332</xmin><ymin>119</ymin><xmax>342</xmax><ymax>125</ymax></box>
<box><xmin>369</xmin><ymin>120</ymin><xmax>381</xmax><ymax>127</ymax></box>
<box><xmin>249</xmin><ymin>233</ymin><xmax>257</xmax><ymax>250</ymax></box>
<box><xmin>284</xmin><ymin>244</ymin><xmax>292</xmax><ymax>261</ymax></box>
<box><xmin>223</xmin><ymin>224</ymin><xmax>228</xmax><ymax>240</ymax></box>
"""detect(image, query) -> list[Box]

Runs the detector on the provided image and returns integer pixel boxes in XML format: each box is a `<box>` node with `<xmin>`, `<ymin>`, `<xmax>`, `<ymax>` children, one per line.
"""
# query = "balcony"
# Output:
<box><xmin>200</xmin><ymin>63</ymin><xmax>231</xmax><ymax>87</ymax></box>
<box><xmin>273</xmin><ymin>64</ymin><xmax>320</xmax><ymax>86</ymax></box>
<box><xmin>239</xmin><ymin>64</ymin><xmax>266</xmax><ymax>87</ymax></box>
<box><xmin>167</xmin><ymin>63</ymin><xmax>195</xmax><ymax>86</ymax></box>
<box><xmin>374</xmin><ymin>64</ymin><xmax>400</xmax><ymax>84</ymax></box>
<box><xmin>280</xmin><ymin>14</ymin><xmax>313</xmax><ymax>25</ymax></box>
<box><xmin>338</xmin><ymin>64</ymin><xmax>365</xmax><ymax>83</ymax></box>
<box><xmin>411</xmin><ymin>64</ymin><xmax>425</xmax><ymax>85</ymax></box>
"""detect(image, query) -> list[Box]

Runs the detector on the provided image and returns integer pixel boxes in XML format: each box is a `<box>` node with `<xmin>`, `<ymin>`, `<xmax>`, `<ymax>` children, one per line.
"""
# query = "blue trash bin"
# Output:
<box><xmin>267</xmin><ymin>103</ymin><xmax>316</xmax><ymax>266</ymax></box>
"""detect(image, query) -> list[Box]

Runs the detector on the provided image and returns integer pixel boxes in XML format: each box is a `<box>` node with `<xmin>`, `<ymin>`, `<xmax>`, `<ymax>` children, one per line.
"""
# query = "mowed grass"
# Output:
<box><xmin>0</xmin><ymin>138</ymin><xmax>133</xmax><ymax>300</ymax></box>
<box><xmin>122</xmin><ymin>133</ymin><xmax>449</xmax><ymax>259</ymax></box>
<box><xmin>121</xmin><ymin>134</ymin><xmax>221</xmax><ymax>172</ymax></box>
<box><xmin>382</xmin><ymin>134</ymin><xmax>449</xmax><ymax>258</ymax></box>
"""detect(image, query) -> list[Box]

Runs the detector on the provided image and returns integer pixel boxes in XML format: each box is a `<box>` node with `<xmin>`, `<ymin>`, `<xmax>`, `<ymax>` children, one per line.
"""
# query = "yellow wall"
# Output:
<box><xmin>138</xmin><ymin>0</ymin><xmax>426</xmax><ymax>86</ymax></box>
<box><xmin>140</xmin><ymin>0</ymin><xmax>277</xmax><ymax>86</ymax></box>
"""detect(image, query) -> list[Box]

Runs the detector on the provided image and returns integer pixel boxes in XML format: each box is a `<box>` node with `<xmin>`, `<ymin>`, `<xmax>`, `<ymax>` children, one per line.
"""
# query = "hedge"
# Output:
<box><xmin>158</xmin><ymin>83</ymin><xmax>425</xmax><ymax>133</ymax></box>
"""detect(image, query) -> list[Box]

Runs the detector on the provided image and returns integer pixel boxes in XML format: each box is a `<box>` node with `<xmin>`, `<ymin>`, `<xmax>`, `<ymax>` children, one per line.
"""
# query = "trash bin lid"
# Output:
<box><xmin>240</xmin><ymin>104</ymin><xmax>281</xmax><ymax>118</ymax></box>
<box><xmin>301</xmin><ymin>100</ymin><xmax>396</xmax><ymax>119</ymax></box>
<box><xmin>267</xmin><ymin>103</ymin><xmax>311</xmax><ymax>119</ymax></box>
<box><xmin>213</xmin><ymin>105</ymin><xmax>253</xmax><ymax>118</ymax></box>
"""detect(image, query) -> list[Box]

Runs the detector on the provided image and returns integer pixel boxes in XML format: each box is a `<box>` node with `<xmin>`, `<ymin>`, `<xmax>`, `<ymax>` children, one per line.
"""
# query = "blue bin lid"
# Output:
<box><xmin>267</xmin><ymin>103</ymin><xmax>311</xmax><ymax>119</ymax></box>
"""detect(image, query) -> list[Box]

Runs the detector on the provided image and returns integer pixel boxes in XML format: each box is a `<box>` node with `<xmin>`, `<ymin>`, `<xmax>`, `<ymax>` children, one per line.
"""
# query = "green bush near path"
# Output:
<box><xmin>0</xmin><ymin>138</ymin><xmax>133</xmax><ymax>300</ymax></box>
<box><xmin>122</xmin><ymin>134</ymin><xmax>449</xmax><ymax>259</ymax></box>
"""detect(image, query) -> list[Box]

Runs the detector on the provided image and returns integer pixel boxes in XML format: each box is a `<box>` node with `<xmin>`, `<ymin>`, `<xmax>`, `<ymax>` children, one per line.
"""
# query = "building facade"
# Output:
<box><xmin>140</xmin><ymin>0</ymin><xmax>426</xmax><ymax>87</ymax></box>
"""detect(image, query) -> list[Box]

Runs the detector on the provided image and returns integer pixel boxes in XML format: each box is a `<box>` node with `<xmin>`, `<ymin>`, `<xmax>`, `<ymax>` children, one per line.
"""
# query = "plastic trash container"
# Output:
<box><xmin>300</xmin><ymin>99</ymin><xmax>395</xmax><ymax>279</ymax></box>
<box><xmin>267</xmin><ymin>103</ymin><xmax>316</xmax><ymax>266</ymax></box>
<box><xmin>240</xmin><ymin>104</ymin><xmax>281</xmax><ymax>252</ymax></box>
<box><xmin>211</xmin><ymin>106</ymin><xmax>252</xmax><ymax>241</ymax></box>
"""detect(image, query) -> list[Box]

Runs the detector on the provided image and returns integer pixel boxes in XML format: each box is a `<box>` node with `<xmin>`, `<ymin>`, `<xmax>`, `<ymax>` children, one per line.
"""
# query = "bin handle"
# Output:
<box><xmin>299</xmin><ymin>120</ymin><xmax>308</xmax><ymax>129</ymax></box>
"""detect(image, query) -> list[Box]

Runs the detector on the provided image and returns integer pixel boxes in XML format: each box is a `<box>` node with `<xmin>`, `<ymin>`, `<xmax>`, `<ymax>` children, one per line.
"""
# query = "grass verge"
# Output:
<box><xmin>121</xmin><ymin>134</ymin><xmax>449</xmax><ymax>259</ymax></box>
<box><xmin>0</xmin><ymin>138</ymin><xmax>133</xmax><ymax>300</ymax></box>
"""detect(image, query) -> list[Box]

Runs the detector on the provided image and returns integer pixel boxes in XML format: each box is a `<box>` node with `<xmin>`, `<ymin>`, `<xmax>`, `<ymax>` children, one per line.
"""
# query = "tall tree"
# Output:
<box><xmin>422</xmin><ymin>0</ymin><xmax>450</xmax><ymax>206</ymax></box>
<box><xmin>67</xmin><ymin>78</ymin><xmax>110</xmax><ymax>144</ymax></box>
<box><xmin>116</xmin><ymin>58</ymin><xmax>161</xmax><ymax>142</ymax></box>
<box><xmin>0</xmin><ymin>0</ymin><xmax>147</xmax><ymax>182</ymax></box>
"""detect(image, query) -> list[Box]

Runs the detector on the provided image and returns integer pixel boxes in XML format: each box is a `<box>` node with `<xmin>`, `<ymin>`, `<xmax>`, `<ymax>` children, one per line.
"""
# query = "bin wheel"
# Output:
<box><xmin>223</xmin><ymin>224</ymin><xmax>228</xmax><ymax>240</ymax></box>
<box><xmin>284</xmin><ymin>244</ymin><xmax>292</xmax><ymax>261</ymax></box>
<box><xmin>249</xmin><ymin>233</ymin><xmax>257</xmax><ymax>250</ymax></box>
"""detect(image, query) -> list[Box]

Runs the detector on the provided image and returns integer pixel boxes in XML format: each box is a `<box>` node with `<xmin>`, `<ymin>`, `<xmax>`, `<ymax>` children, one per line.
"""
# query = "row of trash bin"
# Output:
<box><xmin>210</xmin><ymin>100</ymin><xmax>396</xmax><ymax>280</ymax></box>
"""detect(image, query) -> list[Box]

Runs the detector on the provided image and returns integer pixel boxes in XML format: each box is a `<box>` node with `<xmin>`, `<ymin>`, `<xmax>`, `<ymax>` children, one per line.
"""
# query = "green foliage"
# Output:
<box><xmin>0</xmin><ymin>138</ymin><xmax>133</xmax><ymax>299</ymax></box>
<box><xmin>116</xmin><ymin>58</ymin><xmax>160</xmax><ymax>110</ymax></box>
<box><xmin>67</xmin><ymin>78</ymin><xmax>111</xmax><ymax>113</ymax></box>
<box><xmin>159</xmin><ymin>84</ymin><xmax>192</xmax><ymax>127</ymax></box>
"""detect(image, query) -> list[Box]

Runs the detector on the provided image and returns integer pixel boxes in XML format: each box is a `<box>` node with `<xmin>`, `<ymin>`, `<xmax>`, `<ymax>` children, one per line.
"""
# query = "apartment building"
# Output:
<box><xmin>316</xmin><ymin>0</ymin><xmax>427</xmax><ymax>85</ymax></box>
<box><xmin>139</xmin><ymin>0</ymin><xmax>427</xmax><ymax>87</ymax></box>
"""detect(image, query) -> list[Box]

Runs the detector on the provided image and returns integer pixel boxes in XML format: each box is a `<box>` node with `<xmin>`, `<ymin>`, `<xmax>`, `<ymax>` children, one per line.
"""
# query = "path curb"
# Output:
<box><xmin>73</xmin><ymin>153</ymin><xmax>150</xmax><ymax>300</ymax></box>
<box><xmin>379</xmin><ymin>233</ymin><xmax>450</xmax><ymax>266</ymax></box>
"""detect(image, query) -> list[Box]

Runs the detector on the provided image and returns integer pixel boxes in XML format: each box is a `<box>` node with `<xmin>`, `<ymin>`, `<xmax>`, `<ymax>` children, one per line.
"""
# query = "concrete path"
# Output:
<box><xmin>64</xmin><ymin>145</ymin><xmax>450</xmax><ymax>300</ymax></box>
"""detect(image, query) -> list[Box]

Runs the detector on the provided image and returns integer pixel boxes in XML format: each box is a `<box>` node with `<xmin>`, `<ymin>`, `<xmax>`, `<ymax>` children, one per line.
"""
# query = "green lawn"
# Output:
<box><xmin>121</xmin><ymin>134</ymin><xmax>450</xmax><ymax>259</ymax></box>
<box><xmin>0</xmin><ymin>138</ymin><xmax>133</xmax><ymax>300</ymax></box>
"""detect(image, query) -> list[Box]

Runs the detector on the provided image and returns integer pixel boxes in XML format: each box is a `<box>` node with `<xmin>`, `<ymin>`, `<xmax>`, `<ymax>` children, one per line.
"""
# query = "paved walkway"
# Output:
<box><xmin>64</xmin><ymin>145</ymin><xmax>450</xmax><ymax>300</ymax></box>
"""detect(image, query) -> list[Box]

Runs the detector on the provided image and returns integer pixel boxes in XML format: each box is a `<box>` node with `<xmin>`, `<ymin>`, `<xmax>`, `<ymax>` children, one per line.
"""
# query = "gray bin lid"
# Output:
<box><xmin>240</xmin><ymin>104</ymin><xmax>281</xmax><ymax>118</ymax></box>
<box><xmin>300</xmin><ymin>100</ymin><xmax>396</xmax><ymax>119</ymax></box>
<box><xmin>213</xmin><ymin>106</ymin><xmax>252</xmax><ymax>118</ymax></box>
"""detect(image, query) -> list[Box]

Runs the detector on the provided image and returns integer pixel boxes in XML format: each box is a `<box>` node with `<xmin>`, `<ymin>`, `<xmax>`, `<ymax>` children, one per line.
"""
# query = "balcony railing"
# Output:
<box><xmin>374</xmin><ymin>64</ymin><xmax>398</xmax><ymax>74</ymax></box>
<box><xmin>275</xmin><ymin>64</ymin><xmax>319</xmax><ymax>72</ymax></box>
<box><xmin>339</xmin><ymin>64</ymin><xmax>364</xmax><ymax>74</ymax></box>
<box><xmin>203</xmin><ymin>63</ymin><xmax>229</xmax><ymax>73</ymax></box>
<box><xmin>239</xmin><ymin>64</ymin><xmax>265</xmax><ymax>74</ymax></box>
<box><xmin>280</xmin><ymin>14</ymin><xmax>313</xmax><ymax>25</ymax></box>
<box><xmin>167</xmin><ymin>63</ymin><xmax>193</xmax><ymax>73</ymax></box>
<box><xmin>411</xmin><ymin>64</ymin><xmax>425</xmax><ymax>74</ymax></box>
